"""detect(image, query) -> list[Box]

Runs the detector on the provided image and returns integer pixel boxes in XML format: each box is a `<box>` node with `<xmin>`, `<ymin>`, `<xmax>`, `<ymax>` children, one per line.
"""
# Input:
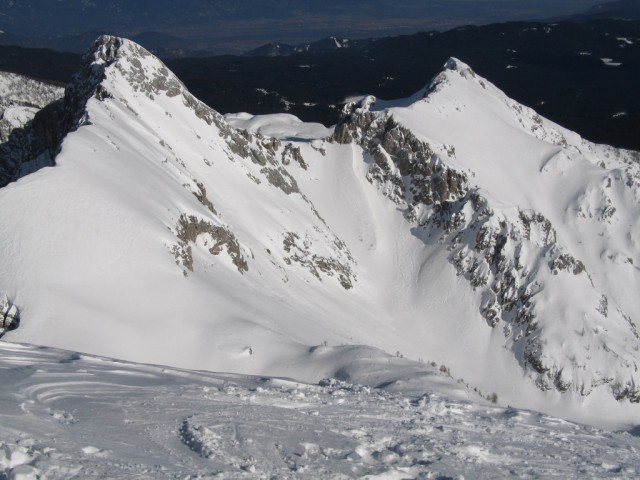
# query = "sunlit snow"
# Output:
<box><xmin>1</xmin><ymin>37</ymin><xmax>640</xmax><ymax>478</ymax></box>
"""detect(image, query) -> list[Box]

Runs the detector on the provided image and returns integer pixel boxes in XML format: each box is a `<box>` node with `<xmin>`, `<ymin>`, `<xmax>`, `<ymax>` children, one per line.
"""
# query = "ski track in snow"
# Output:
<box><xmin>0</xmin><ymin>342</ymin><xmax>638</xmax><ymax>479</ymax></box>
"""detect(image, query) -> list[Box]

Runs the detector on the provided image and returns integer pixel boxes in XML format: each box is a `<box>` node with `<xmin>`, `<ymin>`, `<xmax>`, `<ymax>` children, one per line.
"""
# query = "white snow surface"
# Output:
<box><xmin>0</xmin><ymin>340</ymin><xmax>638</xmax><ymax>479</ymax></box>
<box><xmin>224</xmin><ymin>112</ymin><xmax>333</xmax><ymax>140</ymax></box>
<box><xmin>1</xmin><ymin>37</ymin><xmax>640</xmax><ymax>437</ymax></box>
<box><xmin>601</xmin><ymin>58</ymin><xmax>622</xmax><ymax>67</ymax></box>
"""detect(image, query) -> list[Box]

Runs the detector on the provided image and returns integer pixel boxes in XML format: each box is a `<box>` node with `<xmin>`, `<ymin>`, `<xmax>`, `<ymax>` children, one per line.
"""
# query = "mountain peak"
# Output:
<box><xmin>82</xmin><ymin>35</ymin><xmax>186</xmax><ymax>100</ymax></box>
<box><xmin>443</xmin><ymin>57</ymin><xmax>475</xmax><ymax>76</ymax></box>
<box><xmin>88</xmin><ymin>34</ymin><xmax>163</xmax><ymax>67</ymax></box>
<box><xmin>90</xmin><ymin>34</ymin><xmax>123</xmax><ymax>64</ymax></box>
<box><xmin>0</xmin><ymin>36</ymin><xmax>200</xmax><ymax>188</ymax></box>
<box><xmin>420</xmin><ymin>57</ymin><xmax>479</xmax><ymax>99</ymax></box>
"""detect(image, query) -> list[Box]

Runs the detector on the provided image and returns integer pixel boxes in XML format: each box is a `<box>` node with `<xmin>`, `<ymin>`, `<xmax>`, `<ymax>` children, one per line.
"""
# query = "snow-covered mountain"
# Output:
<box><xmin>1</xmin><ymin>35</ymin><xmax>639</xmax><ymax>429</ymax></box>
<box><xmin>0</xmin><ymin>72</ymin><xmax>63</xmax><ymax>142</ymax></box>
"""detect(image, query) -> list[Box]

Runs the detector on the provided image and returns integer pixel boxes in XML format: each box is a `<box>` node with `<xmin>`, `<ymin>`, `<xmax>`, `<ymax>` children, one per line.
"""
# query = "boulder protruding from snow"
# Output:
<box><xmin>0</xmin><ymin>292</ymin><xmax>19</xmax><ymax>337</ymax></box>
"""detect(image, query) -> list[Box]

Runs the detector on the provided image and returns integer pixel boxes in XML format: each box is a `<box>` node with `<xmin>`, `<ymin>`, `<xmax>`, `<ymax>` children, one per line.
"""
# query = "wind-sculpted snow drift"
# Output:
<box><xmin>1</xmin><ymin>36</ymin><xmax>639</xmax><ymax>427</ymax></box>
<box><xmin>1</xmin><ymin>341</ymin><xmax>638</xmax><ymax>479</ymax></box>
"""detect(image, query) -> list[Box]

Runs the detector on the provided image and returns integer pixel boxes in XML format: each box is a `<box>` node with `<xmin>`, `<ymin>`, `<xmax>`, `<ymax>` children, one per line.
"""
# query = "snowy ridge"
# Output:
<box><xmin>0</xmin><ymin>36</ymin><xmax>366</xmax><ymax>379</ymax></box>
<box><xmin>332</xmin><ymin>62</ymin><xmax>640</xmax><ymax>403</ymax></box>
<box><xmin>1</xmin><ymin>38</ymin><xmax>640</xmax><ymax>429</ymax></box>
<box><xmin>422</xmin><ymin>59</ymin><xmax>640</xmax><ymax>401</ymax></box>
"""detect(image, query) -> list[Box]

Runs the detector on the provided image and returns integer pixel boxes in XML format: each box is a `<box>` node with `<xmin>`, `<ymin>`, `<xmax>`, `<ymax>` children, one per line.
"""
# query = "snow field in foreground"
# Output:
<box><xmin>0</xmin><ymin>341</ymin><xmax>639</xmax><ymax>479</ymax></box>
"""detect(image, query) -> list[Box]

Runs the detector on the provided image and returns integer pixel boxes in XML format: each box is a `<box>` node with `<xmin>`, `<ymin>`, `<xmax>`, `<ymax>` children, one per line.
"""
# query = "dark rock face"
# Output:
<box><xmin>281</xmin><ymin>144</ymin><xmax>307</xmax><ymax>170</ymax></box>
<box><xmin>0</xmin><ymin>98</ymin><xmax>64</xmax><ymax>188</ymax></box>
<box><xmin>333</xmin><ymin>97</ymin><xmax>468</xmax><ymax>208</ymax></box>
<box><xmin>550</xmin><ymin>253</ymin><xmax>586</xmax><ymax>276</ymax></box>
<box><xmin>260</xmin><ymin>166</ymin><xmax>300</xmax><ymax>195</ymax></box>
<box><xmin>193</xmin><ymin>182</ymin><xmax>217</xmax><ymax>215</ymax></box>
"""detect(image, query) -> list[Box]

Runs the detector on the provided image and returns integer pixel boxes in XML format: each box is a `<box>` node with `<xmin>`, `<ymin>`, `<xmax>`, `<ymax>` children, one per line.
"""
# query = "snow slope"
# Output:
<box><xmin>352</xmin><ymin>59</ymin><xmax>640</xmax><ymax>405</ymax></box>
<box><xmin>1</xmin><ymin>340</ymin><xmax>639</xmax><ymax>479</ymax></box>
<box><xmin>1</xmin><ymin>36</ymin><xmax>639</xmax><ymax>429</ymax></box>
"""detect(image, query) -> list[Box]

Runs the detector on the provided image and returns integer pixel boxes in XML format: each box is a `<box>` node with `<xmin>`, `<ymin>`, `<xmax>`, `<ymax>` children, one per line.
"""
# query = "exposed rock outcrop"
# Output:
<box><xmin>333</xmin><ymin>97</ymin><xmax>468</xmax><ymax>208</ymax></box>
<box><xmin>172</xmin><ymin>214</ymin><xmax>248</xmax><ymax>275</ymax></box>
<box><xmin>0</xmin><ymin>292</ymin><xmax>19</xmax><ymax>338</ymax></box>
<box><xmin>283</xmin><ymin>232</ymin><xmax>355</xmax><ymax>290</ymax></box>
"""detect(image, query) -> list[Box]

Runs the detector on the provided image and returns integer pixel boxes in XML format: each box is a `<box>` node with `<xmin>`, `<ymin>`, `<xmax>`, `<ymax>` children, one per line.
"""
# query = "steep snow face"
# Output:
<box><xmin>0</xmin><ymin>71</ymin><xmax>63</xmax><ymax>141</ymax></box>
<box><xmin>328</xmin><ymin>58</ymin><xmax>640</xmax><ymax>418</ymax></box>
<box><xmin>350</xmin><ymin>57</ymin><xmax>640</xmax><ymax>404</ymax></box>
<box><xmin>0</xmin><ymin>36</ymin><xmax>364</xmax><ymax>380</ymax></box>
<box><xmin>1</xmin><ymin>38</ymin><xmax>639</xmax><ymax>428</ymax></box>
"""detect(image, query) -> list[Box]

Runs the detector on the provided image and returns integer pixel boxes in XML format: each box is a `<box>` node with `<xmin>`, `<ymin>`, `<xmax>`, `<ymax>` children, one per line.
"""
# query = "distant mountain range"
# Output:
<box><xmin>244</xmin><ymin>1</ymin><xmax>640</xmax><ymax>57</ymax></box>
<box><xmin>0</xmin><ymin>19</ymin><xmax>638</xmax><ymax>152</ymax></box>
<box><xmin>0</xmin><ymin>0</ymin><xmax>610</xmax><ymax>56</ymax></box>
<box><xmin>569</xmin><ymin>0</ymin><xmax>640</xmax><ymax>20</ymax></box>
